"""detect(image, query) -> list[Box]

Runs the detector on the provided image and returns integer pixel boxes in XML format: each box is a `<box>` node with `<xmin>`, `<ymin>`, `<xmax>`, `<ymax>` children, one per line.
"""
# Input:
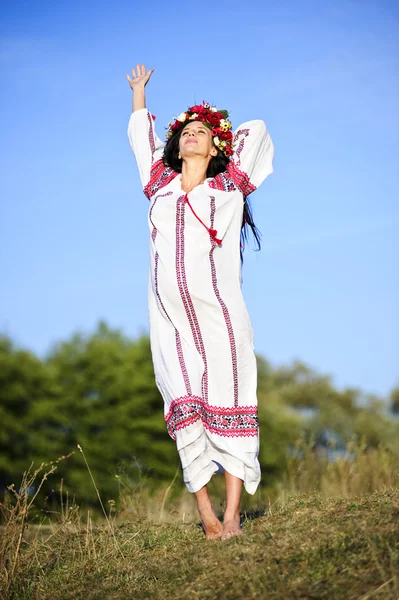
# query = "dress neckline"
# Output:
<box><xmin>178</xmin><ymin>173</ymin><xmax>211</xmax><ymax>194</ymax></box>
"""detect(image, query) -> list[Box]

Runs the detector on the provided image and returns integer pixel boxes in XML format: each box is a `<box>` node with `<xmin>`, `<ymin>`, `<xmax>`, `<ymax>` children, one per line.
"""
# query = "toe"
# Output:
<box><xmin>206</xmin><ymin>532</ymin><xmax>222</xmax><ymax>540</ymax></box>
<box><xmin>221</xmin><ymin>521</ymin><xmax>242</xmax><ymax>541</ymax></box>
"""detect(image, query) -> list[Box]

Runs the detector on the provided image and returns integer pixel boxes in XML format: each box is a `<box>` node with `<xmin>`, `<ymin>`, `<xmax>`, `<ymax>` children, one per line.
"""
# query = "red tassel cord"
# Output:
<box><xmin>208</xmin><ymin>228</ymin><xmax>223</xmax><ymax>245</ymax></box>
<box><xmin>184</xmin><ymin>195</ymin><xmax>222</xmax><ymax>245</ymax></box>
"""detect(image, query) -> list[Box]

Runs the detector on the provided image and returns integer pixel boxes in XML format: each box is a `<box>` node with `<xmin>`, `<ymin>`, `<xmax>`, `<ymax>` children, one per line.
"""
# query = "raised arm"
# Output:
<box><xmin>126</xmin><ymin>64</ymin><xmax>165</xmax><ymax>191</ymax></box>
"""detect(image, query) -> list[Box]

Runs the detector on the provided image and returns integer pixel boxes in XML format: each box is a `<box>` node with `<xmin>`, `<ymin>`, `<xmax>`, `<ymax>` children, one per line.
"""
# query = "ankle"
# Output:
<box><xmin>223</xmin><ymin>509</ymin><xmax>240</xmax><ymax>522</ymax></box>
<box><xmin>197</xmin><ymin>501</ymin><xmax>215</xmax><ymax>516</ymax></box>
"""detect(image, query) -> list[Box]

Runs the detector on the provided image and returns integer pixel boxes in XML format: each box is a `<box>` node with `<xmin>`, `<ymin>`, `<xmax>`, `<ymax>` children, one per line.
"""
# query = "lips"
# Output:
<box><xmin>185</xmin><ymin>138</ymin><xmax>197</xmax><ymax>144</ymax></box>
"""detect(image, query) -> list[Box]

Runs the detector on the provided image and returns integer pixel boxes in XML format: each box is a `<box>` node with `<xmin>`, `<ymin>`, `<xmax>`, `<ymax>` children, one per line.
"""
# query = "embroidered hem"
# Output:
<box><xmin>165</xmin><ymin>395</ymin><xmax>258</xmax><ymax>440</ymax></box>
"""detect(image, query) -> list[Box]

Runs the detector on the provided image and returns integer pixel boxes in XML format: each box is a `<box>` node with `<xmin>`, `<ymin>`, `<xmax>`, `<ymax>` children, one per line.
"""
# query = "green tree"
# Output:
<box><xmin>45</xmin><ymin>321</ymin><xmax>179</xmax><ymax>504</ymax></box>
<box><xmin>390</xmin><ymin>387</ymin><xmax>399</xmax><ymax>415</ymax></box>
<box><xmin>0</xmin><ymin>335</ymin><xmax>60</xmax><ymax>489</ymax></box>
<box><xmin>1</xmin><ymin>322</ymin><xmax>398</xmax><ymax>508</ymax></box>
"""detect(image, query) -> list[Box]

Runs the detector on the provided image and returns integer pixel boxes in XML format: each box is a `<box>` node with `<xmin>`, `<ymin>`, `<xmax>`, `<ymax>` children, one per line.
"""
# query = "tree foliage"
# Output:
<box><xmin>0</xmin><ymin>322</ymin><xmax>397</xmax><ymax>507</ymax></box>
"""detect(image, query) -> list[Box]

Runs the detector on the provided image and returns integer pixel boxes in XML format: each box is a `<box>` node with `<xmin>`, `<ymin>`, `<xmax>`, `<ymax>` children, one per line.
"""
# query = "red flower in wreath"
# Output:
<box><xmin>220</xmin><ymin>130</ymin><xmax>233</xmax><ymax>141</ymax></box>
<box><xmin>212</xmin><ymin>127</ymin><xmax>223</xmax><ymax>137</ymax></box>
<box><xmin>206</xmin><ymin>112</ymin><xmax>220</xmax><ymax>126</ymax></box>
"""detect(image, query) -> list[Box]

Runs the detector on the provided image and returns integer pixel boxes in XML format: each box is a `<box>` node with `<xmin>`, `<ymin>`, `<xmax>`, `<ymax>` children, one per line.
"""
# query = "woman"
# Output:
<box><xmin>126</xmin><ymin>64</ymin><xmax>274</xmax><ymax>540</ymax></box>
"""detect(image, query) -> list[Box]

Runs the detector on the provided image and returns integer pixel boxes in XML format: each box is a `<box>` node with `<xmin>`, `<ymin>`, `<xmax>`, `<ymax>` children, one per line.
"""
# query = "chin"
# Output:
<box><xmin>182</xmin><ymin>148</ymin><xmax>201</xmax><ymax>157</ymax></box>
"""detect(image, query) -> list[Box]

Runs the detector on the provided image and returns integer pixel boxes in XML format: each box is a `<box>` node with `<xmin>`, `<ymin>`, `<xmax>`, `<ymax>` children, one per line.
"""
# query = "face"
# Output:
<box><xmin>178</xmin><ymin>121</ymin><xmax>218</xmax><ymax>160</ymax></box>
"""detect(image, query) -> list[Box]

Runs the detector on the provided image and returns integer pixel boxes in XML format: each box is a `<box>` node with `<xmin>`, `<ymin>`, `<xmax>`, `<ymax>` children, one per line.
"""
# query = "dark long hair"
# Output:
<box><xmin>163</xmin><ymin>126</ymin><xmax>261</xmax><ymax>260</ymax></box>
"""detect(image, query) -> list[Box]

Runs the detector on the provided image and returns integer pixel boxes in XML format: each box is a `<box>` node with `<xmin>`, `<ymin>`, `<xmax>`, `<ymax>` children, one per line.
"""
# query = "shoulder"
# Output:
<box><xmin>144</xmin><ymin>159</ymin><xmax>179</xmax><ymax>199</ymax></box>
<box><xmin>208</xmin><ymin>169</ymin><xmax>238</xmax><ymax>193</ymax></box>
<box><xmin>207</xmin><ymin>163</ymin><xmax>256</xmax><ymax>197</ymax></box>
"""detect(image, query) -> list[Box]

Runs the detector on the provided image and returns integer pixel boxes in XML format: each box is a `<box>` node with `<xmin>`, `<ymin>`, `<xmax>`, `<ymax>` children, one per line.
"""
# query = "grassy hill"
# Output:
<box><xmin>2</xmin><ymin>486</ymin><xmax>398</xmax><ymax>600</ymax></box>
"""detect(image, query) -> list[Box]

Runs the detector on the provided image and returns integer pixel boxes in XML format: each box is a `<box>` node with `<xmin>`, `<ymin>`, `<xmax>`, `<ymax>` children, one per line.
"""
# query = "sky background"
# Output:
<box><xmin>1</xmin><ymin>0</ymin><xmax>398</xmax><ymax>400</ymax></box>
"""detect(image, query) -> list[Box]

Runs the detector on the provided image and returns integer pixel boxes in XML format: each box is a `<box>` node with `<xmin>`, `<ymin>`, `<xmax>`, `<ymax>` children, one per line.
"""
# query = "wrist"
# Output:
<box><xmin>132</xmin><ymin>87</ymin><xmax>146</xmax><ymax>112</ymax></box>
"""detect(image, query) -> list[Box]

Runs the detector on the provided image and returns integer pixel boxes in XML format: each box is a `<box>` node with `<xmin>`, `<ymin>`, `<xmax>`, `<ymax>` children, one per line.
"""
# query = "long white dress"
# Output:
<box><xmin>128</xmin><ymin>108</ymin><xmax>274</xmax><ymax>494</ymax></box>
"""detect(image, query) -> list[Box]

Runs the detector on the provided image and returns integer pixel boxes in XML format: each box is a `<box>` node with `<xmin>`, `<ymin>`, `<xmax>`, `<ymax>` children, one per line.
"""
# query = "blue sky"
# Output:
<box><xmin>1</xmin><ymin>0</ymin><xmax>398</xmax><ymax>399</ymax></box>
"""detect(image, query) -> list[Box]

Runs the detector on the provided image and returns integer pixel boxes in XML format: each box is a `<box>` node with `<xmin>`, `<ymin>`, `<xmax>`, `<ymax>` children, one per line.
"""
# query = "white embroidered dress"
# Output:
<box><xmin>128</xmin><ymin>108</ymin><xmax>274</xmax><ymax>494</ymax></box>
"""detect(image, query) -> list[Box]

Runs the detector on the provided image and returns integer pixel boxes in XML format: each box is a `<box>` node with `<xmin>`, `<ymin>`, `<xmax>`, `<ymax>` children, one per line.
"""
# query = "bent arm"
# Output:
<box><xmin>230</xmin><ymin>120</ymin><xmax>274</xmax><ymax>192</ymax></box>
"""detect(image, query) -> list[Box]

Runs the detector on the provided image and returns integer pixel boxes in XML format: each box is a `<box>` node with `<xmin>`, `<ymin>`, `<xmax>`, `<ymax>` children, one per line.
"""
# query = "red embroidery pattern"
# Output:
<box><xmin>227</xmin><ymin>162</ymin><xmax>256</xmax><ymax>197</ymax></box>
<box><xmin>233</xmin><ymin>128</ymin><xmax>250</xmax><ymax>166</ymax></box>
<box><xmin>208</xmin><ymin>163</ymin><xmax>256</xmax><ymax>197</ymax></box>
<box><xmin>149</xmin><ymin>192</ymin><xmax>192</xmax><ymax>395</ymax></box>
<box><xmin>208</xmin><ymin>197</ymin><xmax>239</xmax><ymax>406</ymax></box>
<box><xmin>147</xmin><ymin>111</ymin><xmax>156</xmax><ymax>158</ymax></box>
<box><xmin>165</xmin><ymin>395</ymin><xmax>258</xmax><ymax>440</ymax></box>
<box><xmin>144</xmin><ymin>160</ymin><xmax>178</xmax><ymax>200</ymax></box>
<box><xmin>176</xmin><ymin>195</ymin><xmax>209</xmax><ymax>402</ymax></box>
<box><xmin>208</xmin><ymin>171</ymin><xmax>237</xmax><ymax>193</ymax></box>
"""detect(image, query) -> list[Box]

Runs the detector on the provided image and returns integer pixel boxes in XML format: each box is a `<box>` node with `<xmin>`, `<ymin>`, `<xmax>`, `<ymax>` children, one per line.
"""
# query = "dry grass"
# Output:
<box><xmin>1</xmin><ymin>441</ymin><xmax>398</xmax><ymax>600</ymax></box>
<box><xmin>281</xmin><ymin>439</ymin><xmax>399</xmax><ymax>499</ymax></box>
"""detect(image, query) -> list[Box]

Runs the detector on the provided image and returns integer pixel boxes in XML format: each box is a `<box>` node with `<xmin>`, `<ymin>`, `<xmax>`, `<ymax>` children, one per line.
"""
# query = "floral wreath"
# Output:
<box><xmin>166</xmin><ymin>101</ymin><xmax>234</xmax><ymax>157</ymax></box>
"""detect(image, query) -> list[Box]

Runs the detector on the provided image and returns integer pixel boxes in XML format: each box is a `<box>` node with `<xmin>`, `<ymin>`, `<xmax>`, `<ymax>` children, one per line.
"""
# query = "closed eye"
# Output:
<box><xmin>182</xmin><ymin>128</ymin><xmax>207</xmax><ymax>135</ymax></box>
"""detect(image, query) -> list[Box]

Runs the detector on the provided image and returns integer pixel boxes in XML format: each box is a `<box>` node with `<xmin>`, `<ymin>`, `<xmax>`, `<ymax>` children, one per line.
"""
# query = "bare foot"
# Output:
<box><xmin>221</xmin><ymin>513</ymin><xmax>242</xmax><ymax>541</ymax></box>
<box><xmin>198</xmin><ymin>506</ymin><xmax>223</xmax><ymax>540</ymax></box>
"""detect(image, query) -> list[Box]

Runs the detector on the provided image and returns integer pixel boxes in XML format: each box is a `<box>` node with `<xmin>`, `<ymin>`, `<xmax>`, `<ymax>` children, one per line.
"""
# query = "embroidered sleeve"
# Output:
<box><xmin>127</xmin><ymin>108</ymin><xmax>165</xmax><ymax>189</ymax></box>
<box><xmin>228</xmin><ymin>120</ymin><xmax>274</xmax><ymax>195</ymax></box>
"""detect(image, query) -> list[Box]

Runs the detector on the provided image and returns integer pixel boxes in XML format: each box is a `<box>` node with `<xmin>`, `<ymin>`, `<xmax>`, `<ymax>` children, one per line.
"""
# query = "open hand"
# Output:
<box><xmin>126</xmin><ymin>64</ymin><xmax>154</xmax><ymax>90</ymax></box>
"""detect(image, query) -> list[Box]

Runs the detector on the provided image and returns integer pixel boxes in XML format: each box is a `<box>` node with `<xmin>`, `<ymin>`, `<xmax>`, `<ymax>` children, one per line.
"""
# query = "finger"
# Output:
<box><xmin>136</xmin><ymin>64</ymin><xmax>141</xmax><ymax>76</ymax></box>
<box><xmin>131</xmin><ymin>68</ymin><xmax>137</xmax><ymax>79</ymax></box>
<box><xmin>142</xmin><ymin>63</ymin><xmax>145</xmax><ymax>74</ymax></box>
<box><xmin>126</xmin><ymin>74</ymin><xmax>132</xmax><ymax>82</ymax></box>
